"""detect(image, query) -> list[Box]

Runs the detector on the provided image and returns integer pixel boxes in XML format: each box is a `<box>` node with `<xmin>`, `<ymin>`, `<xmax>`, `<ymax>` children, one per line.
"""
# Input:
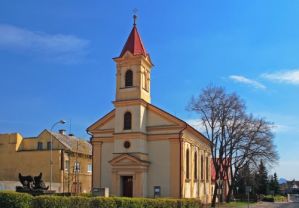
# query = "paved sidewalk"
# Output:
<box><xmin>249</xmin><ymin>202</ymin><xmax>299</xmax><ymax>208</ymax></box>
<box><xmin>216</xmin><ymin>202</ymin><xmax>299</xmax><ymax>208</ymax></box>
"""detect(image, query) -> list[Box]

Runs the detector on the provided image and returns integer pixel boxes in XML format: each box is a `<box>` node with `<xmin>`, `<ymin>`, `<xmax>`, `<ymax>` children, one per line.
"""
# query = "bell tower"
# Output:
<box><xmin>112</xmin><ymin>15</ymin><xmax>153</xmax><ymax>155</ymax></box>
<box><xmin>113</xmin><ymin>15</ymin><xmax>153</xmax><ymax>103</ymax></box>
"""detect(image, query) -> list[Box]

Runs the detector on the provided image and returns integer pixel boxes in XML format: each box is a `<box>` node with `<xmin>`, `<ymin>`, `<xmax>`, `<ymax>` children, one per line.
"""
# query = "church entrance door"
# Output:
<box><xmin>121</xmin><ymin>176</ymin><xmax>133</xmax><ymax>197</ymax></box>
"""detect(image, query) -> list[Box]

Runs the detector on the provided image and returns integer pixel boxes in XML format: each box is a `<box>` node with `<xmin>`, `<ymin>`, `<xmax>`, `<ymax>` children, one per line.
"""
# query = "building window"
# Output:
<box><xmin>74</xmin><ymin>162</ymin><xmax>80</xmax><ymax>173</ymax></box>
<box><xmin>125</xmin><ymin>70</ymin><xmax>133</xmax><ymax>87</ymax></box>
<box><xmin>201</xmin><ymin>155</ymin><xmax>204</xmax><ymax>180</ymax></box>
<box><xmin>47</xmin><ymin>141</ymin><xmax>52</xmax><ymax>150</ymax></box>
<box><xmin>65</xmin><ymin>160</ymin><xmax>70</xmax><ymax>172</ymax></box>
<box><xmin>37</xmin><ymin>142</ymin><xmax>43</xmax><ymax>150</ymax></box>
<box><xmin>124</xmin><ymin>112</ymin><xmax>132</xmax><ymax>130</ymax></box>
<box><xmin>145</xmin><ymin>71</ymin><xmax>149</xmax><ymax>91</ymax></box>
<box><xmin>87</xmin><ymin>164</ymin><xmax>92</xmax><ymax>173</ymax></box>
<box><xmin>186</xmin><ymin>149</ymin><xmax>190</xmax><ymax>179</ymax></box>
<box><xmin>206</xmin><ymin>157</ymin><xmax>209</xmax><ymax>180</ymax></box>
<box><xmin>194</xmin><ymin>151</ymin><xmax>198</xmax><ymax>180</ymax></box>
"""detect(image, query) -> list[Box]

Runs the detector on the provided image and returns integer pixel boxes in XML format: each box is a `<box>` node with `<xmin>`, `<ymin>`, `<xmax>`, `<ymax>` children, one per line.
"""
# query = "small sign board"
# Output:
<box><xmin>154</xmin><ymin>186</ymin><xmax>161</xmax><ymax>198</ymax></box>
<box><xmin>92</xmin><ymin>187</ymin><xmax>109</xmax><ymax>197</ymax></box>
<box><xmin>245</xmin><ymin>186</ymin><xmax>252</xmax><ymax>194</ymax></box>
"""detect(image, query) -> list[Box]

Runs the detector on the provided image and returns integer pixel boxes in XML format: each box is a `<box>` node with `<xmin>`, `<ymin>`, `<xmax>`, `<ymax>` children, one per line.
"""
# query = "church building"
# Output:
<box><xmin>87</xmin><ymin>16</ymin><xmax>212</xmax><ymax>202</ymax></box>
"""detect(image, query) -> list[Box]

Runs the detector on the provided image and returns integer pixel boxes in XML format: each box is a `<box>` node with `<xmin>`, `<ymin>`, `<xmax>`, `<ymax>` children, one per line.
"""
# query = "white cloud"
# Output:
<box><xmin>271</xmin><ymin>124</ymin><xmax>294</xmax><ymax>133</ymax></box>
<box><xmin>229</xmin><ymin>75</ymin><xmax>266</xmax><ymax>89</ymax></box>
<box><xmin>0</xmin><ymin>24</ymin><xmax>89</xmax><ymax>63</ymax></box>
<box><xmin>262</xmin><ymin>70</ymin><xmax>299</xmax><ymax>85</ymax></box>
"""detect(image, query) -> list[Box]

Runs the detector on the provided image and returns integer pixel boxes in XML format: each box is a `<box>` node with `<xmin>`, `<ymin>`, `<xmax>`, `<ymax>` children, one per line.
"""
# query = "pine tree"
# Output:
<box><xmin>273</xmin><ymin>173</ymin><xmax>280</xmax><ymax>195</ymax></box>
<box><xmin>255</xmin><ymin>160</ymin><xmax>268</xmax><ymax>195</ymax></box>
<box><xmin>269</xmin><ymin>175</ymin><xmax>275</xmax><ymax>194</ymax></box>
<box><xmin>235</xmin><ymin>164</ymin><xmax>255</xmax><ymax>195</ymax></box>
<box><xmin>268</xmin><ymin>173</ymin><xmax>280</xmax><ymax>195</ymax></box>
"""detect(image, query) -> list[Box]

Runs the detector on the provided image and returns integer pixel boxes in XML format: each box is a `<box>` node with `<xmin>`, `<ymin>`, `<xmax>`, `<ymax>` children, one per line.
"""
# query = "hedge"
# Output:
<box><xmin>0</xmin><ymin>191</ymin><xmax>202</xmax><ymax>208</ymax></box>
<box><xmin>0</xmin><ymin>191</ymin><xmax>33</xmax><ymax>208</ymax></box>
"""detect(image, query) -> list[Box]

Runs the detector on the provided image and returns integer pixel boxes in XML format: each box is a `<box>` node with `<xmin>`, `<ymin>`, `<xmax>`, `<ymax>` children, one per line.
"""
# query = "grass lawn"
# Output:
<box><xmin>217</xmin><ymin>201</ymin><xmax>255</xmax><ymax>208</ymax></box>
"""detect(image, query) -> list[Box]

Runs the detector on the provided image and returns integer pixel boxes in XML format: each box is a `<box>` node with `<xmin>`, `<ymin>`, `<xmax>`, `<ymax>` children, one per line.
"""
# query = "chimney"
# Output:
<box><xmin>59</xmin><ymin>129</ymin><xmax>66</xmax><ymax>135</ymax></box>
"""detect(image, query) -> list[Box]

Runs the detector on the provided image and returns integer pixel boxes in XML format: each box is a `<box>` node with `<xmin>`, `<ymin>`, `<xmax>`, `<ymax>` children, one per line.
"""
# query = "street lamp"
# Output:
<box><xmin>50</xmin><ymin>120</ymin><xmax>66</xmax><ymax>191</ymax></box>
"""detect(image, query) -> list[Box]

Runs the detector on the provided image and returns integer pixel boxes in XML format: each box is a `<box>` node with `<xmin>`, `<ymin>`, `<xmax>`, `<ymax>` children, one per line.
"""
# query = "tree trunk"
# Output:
<box><xmin>226</xmin><ymin>183</ymin><xmax>233</xmax><ymax>203</ymax></box>
<box><xmin>211</xmin><ymin>183</ymin><xmax>218</xmax><ymax>207</ymax></box>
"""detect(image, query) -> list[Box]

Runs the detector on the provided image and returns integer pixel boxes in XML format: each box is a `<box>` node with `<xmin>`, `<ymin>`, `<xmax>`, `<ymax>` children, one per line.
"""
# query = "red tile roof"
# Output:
<box><xmin>119</xmin><ymin>25</ymin><xmax>147</xmax><ymax>57</ymax></box>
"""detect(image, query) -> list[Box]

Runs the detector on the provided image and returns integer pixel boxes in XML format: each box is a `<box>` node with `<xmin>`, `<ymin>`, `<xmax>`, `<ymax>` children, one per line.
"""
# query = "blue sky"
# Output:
<box><xmin>0</xmin><ymin>1</ymin><xmax>298</xmax><ymax>180</ymax></box>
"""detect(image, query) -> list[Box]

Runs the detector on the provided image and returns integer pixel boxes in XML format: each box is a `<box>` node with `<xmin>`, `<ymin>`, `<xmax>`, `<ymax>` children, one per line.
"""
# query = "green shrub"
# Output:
<box><xmin>69</xmin><ymin>196</ymin><xmax>92</xmax><ymax>208</ymax></box>
<box><xmin>0</xmin><ymin>191</ymin><xmax>32</xmax><ymax>208</ymax></box>
<box><xmin>179</xmin><ymin>198</ymin><xmax>202</xmax><ymax>208</ymax></box>
<box><xmin>262</xmin><ymin>195</ymin><xmax>286</xmax><ymax>202</ymax></box>
<box><xmin>31</xmin><ymin>195</ymin><xmax>71</xmax><ymax>208</ymax></box>
<box><xmin>145</xmin><ymin>198</ymin><xmax>178</xmax><ymax>208</ymax></box>
<box><xmin>274</xmin><ymin>195</ymin><xmax>287</xmax><ymax>202</ymax></box>
<box><xmin>90</xmin><ymin>197</ymin><xmax>117</xmax><ymax>208</ymax></box>
<box><xmin>113</xmin><ymin>197</ymin><xmax>143</xmax><ymax>208</ymax></box>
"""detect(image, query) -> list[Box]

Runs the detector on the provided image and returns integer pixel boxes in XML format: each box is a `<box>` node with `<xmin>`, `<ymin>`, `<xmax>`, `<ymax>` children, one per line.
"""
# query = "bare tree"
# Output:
<box><xmin>187</xmin><ymin>86</ymin><xmax>278</xmax><ymax>206</ymax></box>
<box><xmin>225</xmin><ymin>115</ymin><xmax>278</xmax><ymax>202</ymax></box>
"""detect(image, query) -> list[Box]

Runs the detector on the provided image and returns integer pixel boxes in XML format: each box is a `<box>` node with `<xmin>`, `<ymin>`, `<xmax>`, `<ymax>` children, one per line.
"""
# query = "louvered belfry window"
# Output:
<box><xmin>125</xmin><ymin>70</ymin><xmax>133</xmax><ymax>87</ymax></box>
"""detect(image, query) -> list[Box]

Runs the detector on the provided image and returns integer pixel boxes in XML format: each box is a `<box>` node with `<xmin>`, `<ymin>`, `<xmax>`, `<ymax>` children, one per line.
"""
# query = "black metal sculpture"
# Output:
<box><xmin>16</xmin><ymin>172</ymin><xmax>51</xmax><ymax>195</ymax></box>
<box><xmin>18</xmin><ymin>173</ymin><xmax>34</xmax><ymax>190</ymax></box>
<box><xmin>33</xmin><ymin>173</ymin><xmax>49</xmax><ymax>190</ymax></box>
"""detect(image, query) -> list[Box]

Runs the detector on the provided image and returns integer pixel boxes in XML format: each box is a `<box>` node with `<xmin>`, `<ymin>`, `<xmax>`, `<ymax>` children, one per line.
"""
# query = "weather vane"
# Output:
<box><xmin>133</xmin><ymin>8</ymin><xmax>138</xmax><ymax>26</ymax></box>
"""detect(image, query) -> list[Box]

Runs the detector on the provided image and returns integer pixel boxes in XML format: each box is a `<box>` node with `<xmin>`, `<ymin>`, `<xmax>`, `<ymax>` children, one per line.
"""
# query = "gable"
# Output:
<box><xmin>147</xmin><ymin>104</ymin><xmax>184</xmax><ymax>127</ymax></box>
<box><xmin>98</xmin><ymin>116</ymin><xmax>115</xmax><ymax>130</ymax></box>
<box><xmin>109</xmin><ymin>154</ymin><xmax>150</xmax><ymax>167</ymax></box>
<box><xmin>87</xmin><ymin>109</ymin><xmax>115</xmax><ymax>132</ymax></box>
<box><xmin>38</xmin><ymin>130</ymin><xmax>69</xmax><ymax>149</ymax></box>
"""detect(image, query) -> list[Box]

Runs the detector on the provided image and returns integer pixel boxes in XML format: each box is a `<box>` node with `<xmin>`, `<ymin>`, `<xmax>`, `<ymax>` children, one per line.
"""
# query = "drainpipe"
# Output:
<box><xmin>179</xmin><ymin>123</ymin><xmax>188</xmax><ymax>198</ymax></box>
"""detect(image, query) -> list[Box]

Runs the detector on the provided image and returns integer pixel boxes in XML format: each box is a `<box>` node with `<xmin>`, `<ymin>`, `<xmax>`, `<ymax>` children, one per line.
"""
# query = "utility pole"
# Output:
<box><xmin>49</xmin><ymin>120</ymin><xmax>66</xmax><ymax>191</ymax></box>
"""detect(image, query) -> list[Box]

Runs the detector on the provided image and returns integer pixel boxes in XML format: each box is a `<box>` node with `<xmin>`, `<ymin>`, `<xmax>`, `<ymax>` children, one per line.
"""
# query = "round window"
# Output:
<box><xmin>124</xmin><ymin>141</ymin><xmax>131</xmax><ymax>149</ymax></box>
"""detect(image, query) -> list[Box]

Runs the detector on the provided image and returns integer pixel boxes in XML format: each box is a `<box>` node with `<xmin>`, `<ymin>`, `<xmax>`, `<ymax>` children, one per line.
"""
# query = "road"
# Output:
<box><xmin>250</xmin><ymin>202</ymin><xmax>299</xmax><ymax>208</ymax></box>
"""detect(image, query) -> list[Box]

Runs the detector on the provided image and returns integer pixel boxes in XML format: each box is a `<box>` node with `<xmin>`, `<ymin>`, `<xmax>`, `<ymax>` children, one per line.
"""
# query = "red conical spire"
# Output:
<box><xmin>119</xmin><ymin>15</ymin><xmax>147</xmax><ymax>57</ymax></box>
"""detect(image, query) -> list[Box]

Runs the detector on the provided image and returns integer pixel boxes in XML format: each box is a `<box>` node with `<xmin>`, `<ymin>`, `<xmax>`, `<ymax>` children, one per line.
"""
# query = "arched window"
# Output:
<box><xmin>201</xmin><ymin>155</ymin><xmax>204</xmax><ymax>180</ymax></box>
<box><xmin>125</xmin><ymin>70</ymin><xmax>133</xmax><ymax>87</ymax></box>
<box><xmin>124</xmin><ymin>112</ymin><xmax>132</xmax><ymax>130</ymax></box>
<box><xmin>194</xmin><ymin>152</ymin><xmax>198</xmax><ymax>180</ymax></box>
<box><xmin>206</xmin><ymin>157</ymin><xmax>209</xmax><ymax>180</ymax></box>
<box><xmin>186</xmin><ymin>149</ymin><xmax>190</xmax><ymax>179</ymax></box>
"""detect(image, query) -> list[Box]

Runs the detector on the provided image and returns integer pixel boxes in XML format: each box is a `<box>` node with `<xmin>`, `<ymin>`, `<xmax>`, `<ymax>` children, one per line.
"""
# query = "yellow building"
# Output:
<box><xmin>87</xmin><ymin>17</ymin><xmax>212</xmax><ymax>202</ymax></box>
<box><xmin>0</xmin><ymin>129</ymin><xmax>92</xmax><ymax>193</ymax></box>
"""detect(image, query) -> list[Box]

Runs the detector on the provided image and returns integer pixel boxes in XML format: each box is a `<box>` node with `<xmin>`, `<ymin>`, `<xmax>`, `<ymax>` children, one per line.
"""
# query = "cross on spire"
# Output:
<box><xmin>118</xmin><ymin>11</ymin><xmax>148</xmax><ymax>58</ymax></box>
<box><xmin>133</xmin><ymin>8</ymin><xmax>138</xmax><ymax>26</ymax></box>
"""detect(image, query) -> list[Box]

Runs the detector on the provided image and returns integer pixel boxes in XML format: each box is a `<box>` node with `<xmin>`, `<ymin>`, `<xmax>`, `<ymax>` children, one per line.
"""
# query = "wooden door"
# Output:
<box><xmin>122</xmin><ymin>176</ymin><xmax>133</xmax><ymax>197</ymax></box>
